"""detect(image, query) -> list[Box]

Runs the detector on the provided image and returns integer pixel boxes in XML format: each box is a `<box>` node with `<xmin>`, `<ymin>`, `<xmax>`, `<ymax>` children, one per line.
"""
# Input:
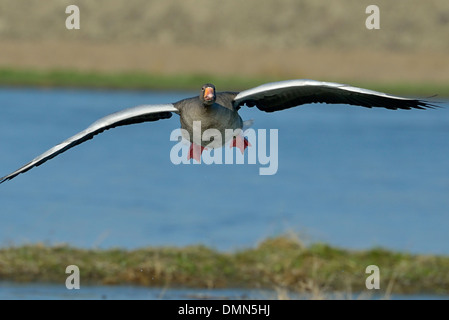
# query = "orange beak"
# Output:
<box><xmin>204</xmin><ymin>87</ymin><xmax>215</xmax><ymax>101</ymax></box>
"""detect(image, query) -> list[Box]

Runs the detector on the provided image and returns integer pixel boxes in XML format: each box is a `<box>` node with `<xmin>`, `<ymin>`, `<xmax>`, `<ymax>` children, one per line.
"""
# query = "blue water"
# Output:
<box><xmin>1</xmin><ymin>87</ymin><xmax>448</xmax><ymax>300</ymax></box>
<box><xmin>0</xmin><ymin>282</ymin><xmax>447</xmax><ymax>300</ymax></box>
<box><xmin>0</xmin><ymin>87</ymin><xmax>448</xmax><ymax>254</ymax></box>
<box><xmin>0</xmin><ymin>281</ymin><xmax>277</xmax><ymax>300</ymax></box>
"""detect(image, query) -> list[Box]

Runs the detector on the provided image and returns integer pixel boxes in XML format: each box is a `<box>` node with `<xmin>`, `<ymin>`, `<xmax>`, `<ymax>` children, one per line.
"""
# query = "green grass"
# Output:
<box><xmin>1</xmin><ymin>235</ymin><xmax>449</xmax><ymax>296</ymax></box>
<box><xmin>1</xmin><ymin>68</ymin><xmax>448</xmax><ymax>97</ymax></box>
<box><xmin>0</xmin><ymin>68</ymin><xmax>270</xmax><ymax>92</ymax></box>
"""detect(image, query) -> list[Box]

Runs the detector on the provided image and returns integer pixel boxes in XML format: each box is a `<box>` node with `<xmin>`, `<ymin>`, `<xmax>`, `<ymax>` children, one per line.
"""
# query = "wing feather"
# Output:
<box><xmin>0</xmin><ymin>104</ymin><xmax>178</xmax><ymax>183</ymax></box>
<box><xmin>233</xmin><ymin>79</ymin><xmax>438</xmax><ymax>111</ymax></box>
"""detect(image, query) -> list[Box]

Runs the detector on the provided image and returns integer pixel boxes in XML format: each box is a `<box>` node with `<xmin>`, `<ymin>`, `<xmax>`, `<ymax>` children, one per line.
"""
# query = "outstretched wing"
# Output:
<box><xmin>0</xmin><ymin>104</ymin><xmax>178</xmax><ymax>183</ymax></box>
<box><xmin>233</xmin><ymin>79</ymin><xmax>438</xmax><ymax>112</ymax></box>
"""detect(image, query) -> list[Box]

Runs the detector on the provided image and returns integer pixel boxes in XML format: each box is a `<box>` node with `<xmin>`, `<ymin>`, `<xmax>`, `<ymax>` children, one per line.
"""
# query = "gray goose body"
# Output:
<box><xmin>0</xmin><ymin>79</ymin><xmax>438</xmax><ymax>183</ymax></box>
<box><xmin>176</xmin><ymin>91</ymin><xmax>242</xmax><ymax>147</ymax></box>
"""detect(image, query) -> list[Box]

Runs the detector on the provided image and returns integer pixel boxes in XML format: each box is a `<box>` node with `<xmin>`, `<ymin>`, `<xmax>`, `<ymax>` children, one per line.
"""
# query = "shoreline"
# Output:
<box><xmin>1</xmin><ymin>67</ymin><xmax>448</xmax><ymax>97</ymax></box>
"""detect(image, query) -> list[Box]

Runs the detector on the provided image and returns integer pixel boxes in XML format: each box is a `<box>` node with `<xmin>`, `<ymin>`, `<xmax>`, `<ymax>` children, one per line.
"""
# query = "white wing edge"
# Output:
<box><xmin>234</xmin><ymin>79</ymin><xmax>412</xmax><ymax>102</ymax></box>
<box><xmin>0</xmin><ymin>103</ymin><xmax>178</xmax><ymax>183</ymax></box>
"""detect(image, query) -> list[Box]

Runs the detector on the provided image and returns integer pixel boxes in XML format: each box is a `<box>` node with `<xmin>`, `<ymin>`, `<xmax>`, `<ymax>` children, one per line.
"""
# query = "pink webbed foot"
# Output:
<box><xmin>230</xmin><ymin>135</ymin><xmax>251</xmax><ymax>154</ymax></box>
<box><xmin>188</xmin><ymin>143</ymin><xmax>207</xmax><ymax>162</ymax></box>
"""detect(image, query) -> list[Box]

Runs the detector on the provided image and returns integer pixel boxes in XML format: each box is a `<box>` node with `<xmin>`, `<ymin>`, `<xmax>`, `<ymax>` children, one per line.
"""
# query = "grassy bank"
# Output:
<box><xmin>1</xmin><ymin>235</ymin><xmax>449</xmax><ymax>297</ymax></box>
<box><xmin>0</xmin><ymin>68</ymin><xmax>270</xmax><ymax>92</ymax></box>
<box><xmin>1</xmin><ymin>68</ymin><xmax>448</xmax><ymax>97</ymax></box>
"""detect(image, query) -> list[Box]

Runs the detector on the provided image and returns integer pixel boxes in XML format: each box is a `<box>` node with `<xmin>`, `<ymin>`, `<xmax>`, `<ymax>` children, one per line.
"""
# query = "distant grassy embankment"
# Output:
<box><xmin>1</xmin><ymin>235</ymin><xmax>449</xmax><ymax>297</ymax></box>
<box><xmin>0</xmin><ymin>68</ymin><xmax>267</xmax><ymax>91</ymax></box>
<box><xmin>0</xmin><ymin>1</ymin><xmax>448</xmax><ymax>95</ymax></box>
<box><xmin>1</xmin><ymin>68</ymin><xmax>448</xmax><ymax>98</ymax></box>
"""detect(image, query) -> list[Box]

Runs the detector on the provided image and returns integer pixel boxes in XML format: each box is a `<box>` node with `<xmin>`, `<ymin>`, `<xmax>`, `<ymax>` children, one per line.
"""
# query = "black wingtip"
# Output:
<box><xmin>0</xmin><ymin>174</ymin><xmax>15</xmax><ymax>184</ymax></box>
<box><xmin>418</xmin><ymin>100</ymin><xmax>443</xmax><ymax>110</ymax></box>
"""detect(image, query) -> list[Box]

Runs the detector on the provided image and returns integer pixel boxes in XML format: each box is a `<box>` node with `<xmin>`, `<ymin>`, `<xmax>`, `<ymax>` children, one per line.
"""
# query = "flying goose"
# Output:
<box><xmin>0</xmin><ymin>79</ymin><xmax>438</xmax><ymax>183</ymax></box>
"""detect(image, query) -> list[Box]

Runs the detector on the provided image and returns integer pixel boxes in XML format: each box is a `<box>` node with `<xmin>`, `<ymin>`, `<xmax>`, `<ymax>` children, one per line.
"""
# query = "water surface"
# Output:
<box><xmin>0</xmin><ymin>87</ymin><xmax>448</xmax><ymax>255</ymax></box>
